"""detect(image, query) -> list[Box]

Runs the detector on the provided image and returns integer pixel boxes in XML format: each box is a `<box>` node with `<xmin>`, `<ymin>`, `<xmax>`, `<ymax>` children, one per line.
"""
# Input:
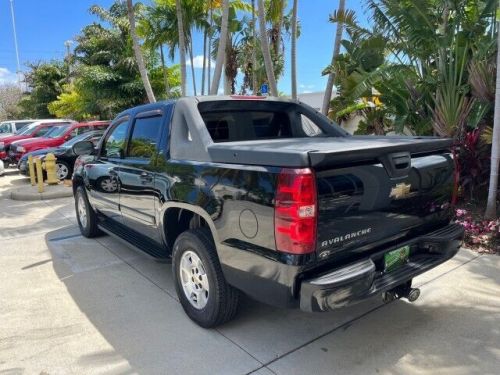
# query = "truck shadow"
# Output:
<box><xmin>44</xmin><ymin>227</ymin><xmax>499</xmax><ymax>374</ymax></box>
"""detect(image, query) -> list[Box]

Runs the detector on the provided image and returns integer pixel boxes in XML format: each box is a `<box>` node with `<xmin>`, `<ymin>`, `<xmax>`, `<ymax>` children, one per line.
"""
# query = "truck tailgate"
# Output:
<box><xmin>315</xmin><ymin>151</ymin><xmax>454</xmax><ymax>260</ymax></box>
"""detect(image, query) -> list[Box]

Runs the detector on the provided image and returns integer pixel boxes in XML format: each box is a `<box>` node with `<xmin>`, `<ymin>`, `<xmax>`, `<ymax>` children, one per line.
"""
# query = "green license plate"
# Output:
<box><xmin>384</xmin><ymin>245</ymin><xmax>410</xmax><ymax>272</ymax></box>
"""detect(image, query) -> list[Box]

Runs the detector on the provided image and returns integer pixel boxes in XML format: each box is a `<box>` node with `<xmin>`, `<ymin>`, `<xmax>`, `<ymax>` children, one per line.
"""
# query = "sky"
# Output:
<box><xmin>0</xmin><ymin>0</ymin><xmax>368</xmax><ymax>95</ymax></box>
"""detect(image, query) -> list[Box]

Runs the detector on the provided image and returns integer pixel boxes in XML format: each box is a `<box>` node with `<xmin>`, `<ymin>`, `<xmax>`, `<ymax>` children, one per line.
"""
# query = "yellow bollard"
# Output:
<box><xmin>45</xmin><ymin>153</ymin><xmax>59</xmax><ymax>185</ymax></box>
<box><xmin>28</xmin><ymin>155</ymin><xmax>36</xmax><ymax>186</ymax></box>
<box><xmin>35</xmin><ymin>158</ymin><xmax>44</xmax><ymax>193</ymax></box>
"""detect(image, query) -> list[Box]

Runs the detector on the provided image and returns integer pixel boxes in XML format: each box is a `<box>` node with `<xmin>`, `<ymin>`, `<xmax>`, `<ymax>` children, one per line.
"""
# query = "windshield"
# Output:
<box><xmin>62</xmin><ymin>131</ymin><xmax>102</xmax><ymax>147</ymax></box>
<box><xmin>18</xmin><ymin>125</ymin><xmax>38</xmax><ymax>135</ymax></box>
<box><xmin>44</xmin><ymin>124</ymin><xmax>72</xmax><ymax>138</ymax></box>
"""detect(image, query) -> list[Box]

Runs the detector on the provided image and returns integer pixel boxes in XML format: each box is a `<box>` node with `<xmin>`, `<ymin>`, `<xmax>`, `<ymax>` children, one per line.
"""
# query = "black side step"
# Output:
<box><xmin>98</xmin><ymin>218</ymin><xmax>170</xmax><ymax>261</ymax></box>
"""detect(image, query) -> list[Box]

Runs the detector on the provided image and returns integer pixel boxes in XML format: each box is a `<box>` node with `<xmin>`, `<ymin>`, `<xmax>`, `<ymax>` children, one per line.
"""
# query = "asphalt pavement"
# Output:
<box><xmin>0</xmin><ymin>170</ymin><xmax>499</xmax><ymax>375</ymax></box>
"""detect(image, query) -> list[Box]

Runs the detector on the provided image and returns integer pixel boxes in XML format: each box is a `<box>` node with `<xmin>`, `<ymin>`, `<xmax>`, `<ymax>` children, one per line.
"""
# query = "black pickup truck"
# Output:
<box><xmin>72</xmin><ymin>96</ymin><xmax>464</xmax><ymax>327</ymax></box>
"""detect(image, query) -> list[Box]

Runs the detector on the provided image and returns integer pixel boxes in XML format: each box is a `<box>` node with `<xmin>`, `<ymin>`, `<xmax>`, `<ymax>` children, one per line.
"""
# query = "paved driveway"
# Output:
<box><xmin>1</xmin><ymin>172</ymin><xmax>499</xmax><ymax>374</ymax></box>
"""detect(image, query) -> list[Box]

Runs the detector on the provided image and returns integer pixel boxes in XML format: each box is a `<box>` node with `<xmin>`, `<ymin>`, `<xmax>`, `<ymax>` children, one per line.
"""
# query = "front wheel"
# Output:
<box><xmin>172</xmin><ymin>228</ymin><xmax>239</xmax><ymax>328</ymax></box>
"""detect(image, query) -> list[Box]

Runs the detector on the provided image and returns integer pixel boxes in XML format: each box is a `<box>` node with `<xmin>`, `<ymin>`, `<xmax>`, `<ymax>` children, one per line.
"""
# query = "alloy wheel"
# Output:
<box><xmin>179</xmin><ymin>250</ymin><xmax>209</xmax><ymax>309</ymax></box>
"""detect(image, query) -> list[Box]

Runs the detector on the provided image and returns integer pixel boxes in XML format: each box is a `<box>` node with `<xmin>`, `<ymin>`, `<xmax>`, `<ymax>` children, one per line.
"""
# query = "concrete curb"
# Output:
<box><xmin>10</xmin><ymin>184</ymin><xmax>73</xmax><ymax>201</ymax></box>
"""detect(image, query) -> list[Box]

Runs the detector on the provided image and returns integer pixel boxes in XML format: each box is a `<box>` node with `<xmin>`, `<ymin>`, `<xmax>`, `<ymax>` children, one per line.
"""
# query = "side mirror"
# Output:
<box><xmin>72</xmin><ymin>140</ymin><xmax>95</xmax><ymax>156</ymax></box>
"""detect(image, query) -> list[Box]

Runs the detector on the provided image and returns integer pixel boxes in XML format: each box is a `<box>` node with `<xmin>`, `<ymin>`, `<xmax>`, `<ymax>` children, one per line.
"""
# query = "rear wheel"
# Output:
<box><xmin>172</xmin><ymin>228</ymin><xmax>239</xmax><ymax>328</ymax></box>
<box><xmin>75</xmin><ymin>185</ymin><xmax>101</xmax><ymax>238</ymax></box>
<box><xmin>56</xmin><ymin>161</ymin><xmax>71</xmax><ymax>180</ymax></box>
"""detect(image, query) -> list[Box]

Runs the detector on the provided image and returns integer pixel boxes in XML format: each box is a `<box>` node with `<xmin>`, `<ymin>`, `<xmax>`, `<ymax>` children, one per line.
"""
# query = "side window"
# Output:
<box><xmin>34</xmin><ymin>127</ymin><xmax>51</xmax><ymax>137</ymax></box>
<box><xmin>77</xmin><ymin>126</ymin><xmax>91</xmax><ymax>135</ymax></box>
<box><xmin>0</xmin><ymin>123</ymin><xmax>11</xmax><ymax>133</ymax></box>
<box><xmin>68</xmin><ymin>128</ymin><xmax>79</xmax><ymax>139</ymax></box>
<box><xmin>103</xmin><ymin>120</ymin><xmax>129</xmax><ymax>158</ymax></box>
<box><xmin>300</xmin><ymin>114</ymin><xmax>324</xmax><ymax>137</ymax></box>
<box><xmin>127</xmin><ymin>115</ymin><xmax>162</xmax><ymax>159</ymax></box>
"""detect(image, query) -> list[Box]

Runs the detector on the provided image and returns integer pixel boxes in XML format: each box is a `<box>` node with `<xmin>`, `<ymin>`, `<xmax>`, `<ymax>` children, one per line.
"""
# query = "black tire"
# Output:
<box><xmin>75</xmin><ymin>185</ymin><xmax>101</xmax><ymax>238</ymax></box>
<box><xmin>172</xmin><ymin>228</ymin><xmax>239</xmax><ymax>328</ymax></box>
<box><xmin>56</xmin><ymin>161</ymin><xmax>71</xmax><ymax>180</ymax></box>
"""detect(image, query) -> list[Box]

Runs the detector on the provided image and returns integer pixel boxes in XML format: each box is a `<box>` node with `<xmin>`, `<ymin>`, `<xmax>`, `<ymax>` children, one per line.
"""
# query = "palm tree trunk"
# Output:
<box><xmin>207</xmin><ymin>1</ymin><xmax>213</xmax><ymax>92</ymax></box>
<box><xmin>485</xmin><ymin>11</ymin><xmax>500</xmax><ymax>219</ymax></box>
<box><xmin>160</xmin><ymin>44</ymin><xmax>170</xmax><ymax>97</ymax></box>
<box><xmin>273</xmin><ymin>0</ymin><xmax>285</xmax><ymax>57</ymax></box>
<box><xmin>290</xmin><ymin>0</ymin><xmax>298</xmax><ymax>99</ymax></box>
<box><xmin>257</xmin><ymin>0</ymin><xmax>278</xmax><ymax>96</ymax></box>
<box><xmin>201</xmin><ymin>27</ymin><xmax>207</xmax><ymax>95</ymax></box>
<box><xmin>126</xmin><ymin>0</ymin><xmax>156</xmax><ymax>103</ymax></box>
<box><xmin>210</xmin><ymin>0</ymin><xmax>230</xmax><ymax>95</ymax></box>
<box><xmin>251</xmin><ymin>0</ymin><xmax>258</xmax><ymax>93</ymax></box>
<box><xmin>321</xmin><ymin>0</ymin><xmax>345</xmax><ymax>115</ymax></box>
<box><xmin>188</xmin><ymin>39</ymin><xmax>197</xmax><ymax>96</ymax></box>
<box><xmin>176</xmin><ymin>0</ymin><xmax>187</xmax><ymax>96</ymax></box>
<box><xmin>224</xmin><ymin>32</ymin><xmax>232</xmax><ymax>95</ymax></box>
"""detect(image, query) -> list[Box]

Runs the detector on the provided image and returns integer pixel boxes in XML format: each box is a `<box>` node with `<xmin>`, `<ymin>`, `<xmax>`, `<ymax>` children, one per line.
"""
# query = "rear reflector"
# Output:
<box><xmin>274</xmin><ymin>168</ymin><xmax>317</xmax><ymax>254</ymax></box>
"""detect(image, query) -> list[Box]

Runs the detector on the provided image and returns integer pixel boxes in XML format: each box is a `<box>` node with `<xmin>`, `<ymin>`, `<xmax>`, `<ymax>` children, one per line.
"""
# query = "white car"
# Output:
<box><xmin>0</xmin><ymin>159</ymin><xmax>4</xmax><ymax>176</ymax></box>
<box><xmin>0</xmin><ymin>120</ymin><xmax>37</xmax><ymax>138</ymax></box>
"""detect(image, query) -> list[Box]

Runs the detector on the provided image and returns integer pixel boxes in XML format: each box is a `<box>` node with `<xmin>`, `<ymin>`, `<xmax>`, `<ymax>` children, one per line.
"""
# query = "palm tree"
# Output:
<box><xmin>126</xmin><ymin>0</ymin><xmax>156</xmax><ymax>103</ymax></box>
<box><xmin>257</xmin><ymin>0</ymin><xmax>278</xmax><ymax>96</ymax></box>
<box><xmin>176</xmin><ymin>0</ymin><xmax>187</xmax><ymax>96</ymax></box>
<box><xmin>290</xmin><ymin>0</ymin><xmax>298</xmax><ymax>99</ymax></box>
<box><xmin>251</xmin><ymin>0</ymin><xmax>258</xmax><ymax>93</ymax></box>
<box><xmin>321</xmin><ymin>0</ymin><xmax>345</xmax><ymax>115</ymax></box>
<box><xmin>201</xmin><ymin>0</ymin><xmax>211</xmax><ymax>95</ymax></box>
<box><xmin>210</xmin><ymin>0</ymin><xmax>230</xmax><ymax>95</ymax></box>
<box><xmin>485</xmin><ymin>7</ymin><xmax>500</xmax><ymax>219</ymax></box>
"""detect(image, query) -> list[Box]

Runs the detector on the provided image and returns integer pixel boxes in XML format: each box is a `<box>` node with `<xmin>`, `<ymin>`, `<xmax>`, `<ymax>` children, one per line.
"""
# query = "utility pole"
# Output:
<box><xmin>9</xmin><ymin>0</ymin><xmax>22</xmax><ymax>87</ymax></box>
<box><xmin>64</xmin><ymin>40</ymin><xmax>74</xmax><ymax>82</ymax></box>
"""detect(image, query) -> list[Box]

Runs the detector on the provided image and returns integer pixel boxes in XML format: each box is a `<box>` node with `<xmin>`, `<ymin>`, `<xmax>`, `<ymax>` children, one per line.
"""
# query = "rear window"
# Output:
<box><xmin>198</xmin><ymin>101</ymin><xmax>328</xmax><ymax>143</ymax></box>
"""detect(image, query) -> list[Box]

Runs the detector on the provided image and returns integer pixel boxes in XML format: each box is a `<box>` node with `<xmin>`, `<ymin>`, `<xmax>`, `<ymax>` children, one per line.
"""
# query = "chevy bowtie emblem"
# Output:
<box><xmin>390</xmin><ymin>183</ymin><xmax>411</xmax><ymax>199</ymax></box>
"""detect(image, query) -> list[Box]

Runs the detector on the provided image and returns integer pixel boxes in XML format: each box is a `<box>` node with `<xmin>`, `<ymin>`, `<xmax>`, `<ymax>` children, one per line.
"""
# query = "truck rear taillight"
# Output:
<box><xmin>274</xmin><ymin>168</ymin><xmax>317</xmax><ymax>255</ymax></box>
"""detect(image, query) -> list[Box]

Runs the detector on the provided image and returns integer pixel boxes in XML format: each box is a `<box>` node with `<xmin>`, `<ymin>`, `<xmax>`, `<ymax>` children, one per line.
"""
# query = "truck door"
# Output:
<box><xmin>88</xmin><ymin>117</ymin><xmax>129</xmax><ymax>223</ymax></box>
<box><xmin>118</xmin><ymin>109</ymin><xmax>164</xmax><ymax>244</ymax></box>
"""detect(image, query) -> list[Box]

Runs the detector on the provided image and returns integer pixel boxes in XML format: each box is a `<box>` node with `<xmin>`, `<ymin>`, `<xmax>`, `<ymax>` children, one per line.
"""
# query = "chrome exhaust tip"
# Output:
<box><xmin>406</xmin><ymin>288</ymin><xmax>421</xmax><ymax>302</ymax></box>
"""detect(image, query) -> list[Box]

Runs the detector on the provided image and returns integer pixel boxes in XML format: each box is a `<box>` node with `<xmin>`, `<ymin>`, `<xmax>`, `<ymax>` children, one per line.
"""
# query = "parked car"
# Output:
<box><xmin>72</xmin><ymin>96</ymin><xmax>464</xmax><ymax>328</ymax></box>
<box><xmin>9</xmin><ymin>121</ymin><xmax>109</xmax><ymax>164</ymax></box>
<box><xmin>0</xmin><ymin>120</ymin><xmax>37</xmax><ymax>137</ymax></box>
<box><xmin>18</xmin><ymin>130</ymin><xmax>106</xmax><ymax>180</ymax></box>
<box><xmin>0</xmin><ymin>120</ymin><xmax>75</xmax><ymax>163</ymax></box>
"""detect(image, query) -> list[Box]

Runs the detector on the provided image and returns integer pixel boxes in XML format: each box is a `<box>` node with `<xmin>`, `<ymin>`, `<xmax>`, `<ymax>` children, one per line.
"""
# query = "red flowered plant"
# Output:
<box><xmin>455</xmin><ymin>208</ymin><xmax>499</xmax><ymax>253</ymax></box>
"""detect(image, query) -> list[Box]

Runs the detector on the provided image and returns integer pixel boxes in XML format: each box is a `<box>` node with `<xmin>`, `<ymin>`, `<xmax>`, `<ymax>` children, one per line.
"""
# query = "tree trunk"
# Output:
<box><xmin>290</xmin><ymin>0</ymin><xmax>298</xmax><ymax>99</ymax></box>
<box><xmin>126</xmin><ymin>0</ymin><xmax>156</xmax><ymax>103</ymax></box>
<box><xmin>485</xmin><ymin>10</ymin><xmax>500</xmax><ymax>219</ymax></box>
<box><xmin>188</xmin><ymin>39</ymin><xmax>197</xmax><ymax>96</ymax></box>
<box><xmin>210</xmin><ymin>0</ymin><xmax>230</xmax><ymax>95</ymax></box>
<box><xmin>176</xmin><ymin>0</ymin><xmax>187</xmax><ymax>96</ymax></box>
<box><xmin>201</xmin><ymin>27</ymin><xmax>207</xmax><ymax>95</ymax></box>
<box><xmin>273</xmin><ymin>0</ymin><xmax>284</xmax><ymax>57</ymax></box>
<box><xmin>257</xmin><ymin>0</ymin><xmax>278</xmax><ymax>96</ymax></box>
<box><xmin>251</xmin><ymin>0</ymin><xmax>258</xmax><ymax>93</ymax></box>
<box><xmin>321</xmin><ymin>0</ymin><xmax>345</xmax><ymax>115</ymax></box>
<box><xmin>224</xmin><ymin>32</ymin><xmax>233</xmax><ymax>94</ymax></box>
<box><xmin>207</xmin><ymin>1</ymin><xmax>213</xmax><ymax>92</ymax></box>
<box><xmin>160</xmin><ymin>44</ymin><xmax>170</xmax><ymax>97</ymax></box>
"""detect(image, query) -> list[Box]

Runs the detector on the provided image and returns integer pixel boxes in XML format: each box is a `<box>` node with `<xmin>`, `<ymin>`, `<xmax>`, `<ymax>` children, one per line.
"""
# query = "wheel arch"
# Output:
<box><xmin>161</xmin><ymin>203</ymin><xmax>220</xmax><ymax>253</ymax></box>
